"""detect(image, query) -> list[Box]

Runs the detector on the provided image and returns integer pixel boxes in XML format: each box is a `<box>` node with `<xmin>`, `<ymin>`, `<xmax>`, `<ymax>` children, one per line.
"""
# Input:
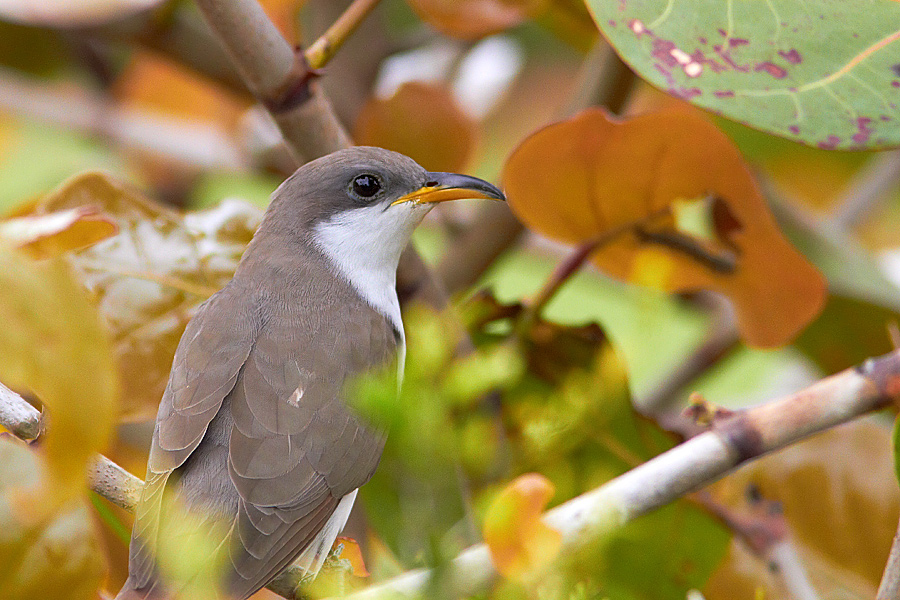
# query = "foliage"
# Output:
<box><xmin>0</xmin><ymin>0</ymin><xmax>898</xmax><ymax>600</ymax></box>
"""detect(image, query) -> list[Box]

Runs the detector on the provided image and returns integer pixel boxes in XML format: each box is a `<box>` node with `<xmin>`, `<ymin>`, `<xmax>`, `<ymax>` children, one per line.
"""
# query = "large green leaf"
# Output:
<box><xmin>586</xmin><ymin>0</ymin><xmax>900</xmax><ymax>149</ymax></box>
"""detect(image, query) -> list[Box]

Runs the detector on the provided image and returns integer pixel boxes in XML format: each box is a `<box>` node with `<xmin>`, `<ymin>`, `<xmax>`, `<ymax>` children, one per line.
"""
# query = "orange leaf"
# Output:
<box><xmin>0</xmin><ymin>206</ymin><xmax>118</xmax><ymax>258</ymax></box>
<box><xmin>333</xmin><ymin>537</ymin><xmax>370</xmax><ymax>578</ymax></box>
<box><xmin>503</xmin><ymin>108</ymin><xmax>827</xmax><ymax>348</ymax></box>
<box><xmin>406</xmin><ymin>0</ymin><xmax>544</xmax><ymax>39</ymax></box>
<box><xmin>355</xmin><ymin>82</ymin><xmax>478</xmax><ymax>174</ymax></box>
<box><xmin>483</xmin><ymin>473</ymin><xmax>561</xmax><ymax>579</ymax></box>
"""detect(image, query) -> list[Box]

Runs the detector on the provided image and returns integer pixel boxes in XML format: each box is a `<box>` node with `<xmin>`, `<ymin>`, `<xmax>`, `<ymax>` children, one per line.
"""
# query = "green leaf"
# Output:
<box><xmin>586</xmin><ymin>0</ymin><xmax>900</xmax><ymax>149</ymax></box>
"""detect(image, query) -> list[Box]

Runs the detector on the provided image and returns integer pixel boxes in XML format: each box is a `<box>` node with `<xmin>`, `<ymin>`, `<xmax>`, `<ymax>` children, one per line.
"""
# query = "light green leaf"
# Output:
<box><xmin>587</xmin><ymin>0</ymin><xmax>900</xmax><ymax>149</ymax></box>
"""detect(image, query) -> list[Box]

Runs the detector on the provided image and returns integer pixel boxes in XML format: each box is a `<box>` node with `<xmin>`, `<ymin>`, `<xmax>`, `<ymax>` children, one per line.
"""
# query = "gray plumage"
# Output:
<box><xmin>116</xmin><ymin>147</ymin><xmax>503</xmax><ymax>600</ymax></box>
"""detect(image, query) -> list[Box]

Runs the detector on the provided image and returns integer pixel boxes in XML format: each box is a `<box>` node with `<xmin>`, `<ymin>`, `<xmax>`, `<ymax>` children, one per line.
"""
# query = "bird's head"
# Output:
<box><xmin>260</xmin><ymin>146</ymin><xmax>504</xmax><ymax>274</ymax></box>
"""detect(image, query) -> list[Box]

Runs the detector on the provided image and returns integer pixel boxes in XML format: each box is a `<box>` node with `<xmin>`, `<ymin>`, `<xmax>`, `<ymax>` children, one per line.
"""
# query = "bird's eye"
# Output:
<box><xmin>351</xmin><ymin>173</ymin><xmax>382</xmax><ymax>199</ymax></box>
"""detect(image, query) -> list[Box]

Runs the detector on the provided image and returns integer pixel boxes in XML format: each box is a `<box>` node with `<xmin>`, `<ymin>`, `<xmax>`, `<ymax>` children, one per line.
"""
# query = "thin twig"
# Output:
<box><xmin>638</xmin><ymin>293</ymin><xmax>739</xmax><ymax>418</ymax></box>
<box><xmin>832</xmin><ymin>150</ymin><xmax>900</xmax><ymax>230</ymax></box>
<box><xmin>194</xmin><ymin>0</ymin><xmax>350</xmax><ymax>164</ymax></box>
<box><xmin>694</xmin><ymin>490</ymin><xmax>820</xmax><ymax>600</ymax></box>
<box><xmin>436</xmin><ymin>38</ymin><xmax>636</xmax><ymax>294</ymax></box>
<box><xmin>878</xmin><ymin>516</ymin><xmax>900</xmax><ymax>600</ymax></box>
<box><xmin>341</xmin><ymin>347</ymin><xmax>900</xmax><ymax>600</ymax></box>
<box><xmin>305</xmin><ymin>0</ymin><xmax>383</xmax><ymax>70</ymax></box>
<box><xmin>3</xmin><ymin>349</ymin><xmax>900</xmax><ymax>598</ymax></box>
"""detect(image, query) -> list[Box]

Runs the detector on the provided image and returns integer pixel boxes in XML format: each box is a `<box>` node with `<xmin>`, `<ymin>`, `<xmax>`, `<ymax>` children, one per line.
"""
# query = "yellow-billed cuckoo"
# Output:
<box><xmin>115</xmin><ymin>147</ymin><xmax>504</xmax><ymax>600</ymax></box>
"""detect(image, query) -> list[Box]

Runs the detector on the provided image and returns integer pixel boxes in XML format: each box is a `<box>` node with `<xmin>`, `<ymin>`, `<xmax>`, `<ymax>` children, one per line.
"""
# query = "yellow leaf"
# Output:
<box><xmin>483</xmin><ymin>473</ymin><xmax>561</xmax><ymax>579</ymax></box>
<box><xmin>0</xmin><ymin>437</ymin><xmax>106</xmax><ymax>600</ymax></box>
<box><xmin>0</xmin><ymin>206</ymin><xmax>118</xmax><ymax>259</ymax></box>
<box><xmin>503</xmin><ymin>108</ymin><xmax>827</xmax><ymax>348</ymax></box>
<box><xmin>334</xmin><ymin>537</ymin><xmax>370</xmax><ymax>578</ymax></box>
<box><xmin>0</xmin><ymin>246</ymin><xmax>118</xmax><ymax>508</ymax></box>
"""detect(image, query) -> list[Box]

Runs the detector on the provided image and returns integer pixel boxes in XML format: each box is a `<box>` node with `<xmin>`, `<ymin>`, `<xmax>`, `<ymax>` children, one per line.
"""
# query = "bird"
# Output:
<box><xmin>115</xmin><ymin>146</ymin><xmax>504</xmax><ymax>600</ymax></box>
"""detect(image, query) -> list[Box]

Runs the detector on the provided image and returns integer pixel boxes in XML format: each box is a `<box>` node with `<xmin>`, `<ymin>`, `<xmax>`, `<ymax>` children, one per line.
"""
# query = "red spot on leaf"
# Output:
<box><xmin>882</xmin><ymin>115</ymin><xmax>892</xmax><ymax>122</ymax></box>
<box><xmin>652</xmin><ymin>39</ymin><xmax>679</xmax><ymax>67</ymax></box>
<box><xmin>699</xmin><ymin>36</ymin><xmax>707</xmax><ymax>44</ymax></box>
<box><xmin>852</xmin><ymin>117</ymin><xmax>873</xmax><ymax>145</ymax></box>
<box><xmin>755</xmin><ymin>62</ymin><xmax>787</xmax><ymax>78</ymax></box>
<box><xmin>729</xmin><ymin>38</ymin><xmax>749</xmax><ymax>47</ymax></box>
<box><xmin>714</xmin><ymin>90</ymin><xmax>735</xmax><ymax>98</ymax></box>
<box><xmin>817</xmin><ymin>135</ymin><xmax>842</xmax><ymax>150</ymax></box>
<box><xmin>778</xmin><ymin>49</ymin><xmax>802</xmax><ymax>64</ymax></box>
<box><xmin>671</xmin><ymin>87</ymin><xmax>702</xmax><ymax>99</ymax></box>
<box><xmin>892</xmin><ymin>81</ymin><xmax>900</xmax><ymax>88</ymax></box>
<box><xmin>788</xmin><ymin>125</ymin><xmax>800</xmax><ymax>134</ymax></box>
<box><xmin>608</xmin><ymin>19</ymin><xmax>616</xmax><ymax>27</ymax></box>
<box><xmin>691</xmin><ymin>49</ymin><xmax>727</xmax><ymax>73</ymax></box>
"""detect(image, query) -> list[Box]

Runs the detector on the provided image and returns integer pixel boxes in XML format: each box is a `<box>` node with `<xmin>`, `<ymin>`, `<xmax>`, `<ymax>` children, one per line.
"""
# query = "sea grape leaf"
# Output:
<box><xmin>15</xmin><ymin>172</ymin><xmax>261</xmax><ymax>421</ymax></box>
<box><xmin>587</xmin><ymin>0</ymin><xmax>900</xmax><ymax>149</ymax></box>
<box><xmin>503</xmin><ymin>108</ymin><xmax>826</xmax><ymax>348</ymax></box>
<box><xmin>354</xmin><ymin>82</ymin><xmax>479</xmax><ymax>174</ymax></box>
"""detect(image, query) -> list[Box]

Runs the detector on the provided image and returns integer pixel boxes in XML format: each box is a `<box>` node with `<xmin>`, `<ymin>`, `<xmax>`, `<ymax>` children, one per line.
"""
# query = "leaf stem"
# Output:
<box><xmin>304</xmin><ymin>0</ymin><xmax>383</xmax><ymax>70</ymax></box>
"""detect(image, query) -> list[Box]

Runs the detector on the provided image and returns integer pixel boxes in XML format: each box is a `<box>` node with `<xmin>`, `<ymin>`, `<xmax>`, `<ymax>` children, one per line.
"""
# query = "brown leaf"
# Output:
<box><xmin>406</xmin><ymin>0</ymin><xmax>543</xmax><ymax>39</ymax></box>
<box><xmin>354</xmin><ymin>82</ymin><xmax>479</xmax><ymax>174</ymax></box>
<box><xmin>503</xmin><ymin>108</ymin><xmax>827</xmax><ymax>348</ymax></box>
<box><xmin>0</xmin><ymin>206</ymin><xmax>117</xmax><ymax>258</ymax></box>
<box><xmin>19</xmin><ymin>172</ymin><xmax>261</xmax><ymax>421</ymax></box>
<box><xmin>706</xmin><ymin>419</ymin><xmax>897</xmax><ymax>598</ymax></box>
<box><xmin>483</xmin><ymin>473</ymin><xmax>561</xmax><ymax>579</ymax></box>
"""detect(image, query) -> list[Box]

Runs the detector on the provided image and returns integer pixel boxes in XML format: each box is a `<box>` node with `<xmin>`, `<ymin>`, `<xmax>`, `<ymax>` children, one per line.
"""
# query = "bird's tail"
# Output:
<box><xmin>114</xmin><ymin>577</ymin><xmax>164</xmax><ymax>600</ymax></box>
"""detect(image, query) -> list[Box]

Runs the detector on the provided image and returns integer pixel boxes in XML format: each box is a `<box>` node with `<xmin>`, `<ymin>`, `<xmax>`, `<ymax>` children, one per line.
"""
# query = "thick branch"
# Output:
<box><xmin>342</xmin><ymin>349</ymin><xmax>900</xmax><ymax>599</ymax></box>
<box><xmin>194</xmin><ymin>0</ymin><xmax>350</xmax><ymax>163</ymax></box>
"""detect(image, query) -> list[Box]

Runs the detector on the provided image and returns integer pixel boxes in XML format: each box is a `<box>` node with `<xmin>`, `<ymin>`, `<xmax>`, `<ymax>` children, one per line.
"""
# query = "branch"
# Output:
<box><xmin>340</xmin><ymin>349</ymin><xmax>900</xmax><ymax>599</ymax></box>
<box><xmin>3</xmin><ymin>353</ymin><xmax>900</xmax><ymax>598</ymax></box>
<box><xmin>194</xmin><ymin>0</ymin><xmax>350</xmax><ymax>164</ymax></box>
<box><xmin>831</xmin><ymin>150</ymin><xmax>900</xmax><ymax>230</ymax></box>
<box><xmin>877</xmin><ymin>515</ymin><xmax>900</xmax><ymax>600</ymax></box>
<box><xmin>694</xmin><ymin>490</ymin><xmax>819</xmax><ymax>600</ymax></box>
<box><xmin>305</xmin><ymin>0</ymin><xmax>383</xmax><ymax>71</ymax></box>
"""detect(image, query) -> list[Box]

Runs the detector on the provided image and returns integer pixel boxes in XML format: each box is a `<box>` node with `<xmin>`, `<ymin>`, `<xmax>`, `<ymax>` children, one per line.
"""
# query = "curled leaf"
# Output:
<box><xmin>0</xmin><ymin>206</ymin><xmax>117</xmax><ymax>258</ymax></box>
<box><xmin>355</xmin><ymin>82</ymin><xmax>478</xmax><ymax>174</ymax></box>
<box><xmin>483</xmin><ymin>473</ymin><xmax>561</xmax><ymax>579</ymax></box>
<box><xmin>503</xmin><ymin>108</ymin><xmax>827</xmax><ymax>348</ymax></box>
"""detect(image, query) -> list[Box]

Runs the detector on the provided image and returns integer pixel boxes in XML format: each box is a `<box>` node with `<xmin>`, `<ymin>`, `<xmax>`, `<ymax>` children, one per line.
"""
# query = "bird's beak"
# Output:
<box><xmin>390</xmin><ymin>172</ymin><xmax>505</xmax><ymax>206</ymax></box>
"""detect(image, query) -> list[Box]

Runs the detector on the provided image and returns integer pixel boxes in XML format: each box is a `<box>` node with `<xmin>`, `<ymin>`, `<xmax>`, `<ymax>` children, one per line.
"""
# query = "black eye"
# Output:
<box><xmin>351</xmin><ymin>174</ymin><xmax>382</xmax><ymax>199</ymax></box>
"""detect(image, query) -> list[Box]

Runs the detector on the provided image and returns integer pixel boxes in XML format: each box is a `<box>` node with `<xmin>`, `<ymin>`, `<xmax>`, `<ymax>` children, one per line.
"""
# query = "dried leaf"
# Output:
<box><xmin>18</xmin><ymin>172</ymin><xmax>261</xmax><ymax>421</ymax></box>
<box><xmin>355</xmin><ymin>82</ymin><xmax>478</xmax><ymax>174</ymax></box>
<box><xmin>406</xmin><ymin>0</ymin><xmax>543</xmax><ymax>39</ymax></box>
<box><xmin>708</xmin><ymin>419</ymin><xmax>898</xmax><ymax>596</ymax></box>
<box><xmin>0</xmin><ymin>206</ymin><xmax>117</xmax><ymax>258</ymax></box>
<box><xmin>0</xmin><ymin>246</ymin><xmax>117</xmax><ymax>507</ymax></box>
<box><xmin>0</xmin><ymin>437</ymin><xmax>106</xmax><ymax>600</ymax></box>
<box><xmin>483</xmin><ymin>473</ymin><xmax>561</xmax><ymax>579</ymax></box>
<box><xmin>0</xmin><ymin>0</ymin><xmax>164</xmax><ymax>27</ymax></box>
<box><xmin>503</xmin><ymin>108</ymin><xmax>826</xmax><ymax>348</ymax></box>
